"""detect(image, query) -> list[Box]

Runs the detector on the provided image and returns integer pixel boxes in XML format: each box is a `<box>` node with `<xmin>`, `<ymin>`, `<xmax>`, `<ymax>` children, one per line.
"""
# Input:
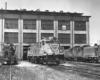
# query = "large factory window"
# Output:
<box><xmin>75</xmin><ymin>34</ymin><xmax>86</xmax><ymax>44</ymax></box>
<box><xmin>41</xmin><ymin>33</ymin><xmax>53</xmax><ymax>39</ymax></box>
<box><xmin>23</xmin><ymin>33</ymin><xmax>36</xmax><ymax>43</ymax></box>
<box><xmin>41</xmin><ymin>20</ymin><xmax>53</xmax><ymax>30</ymax></box>
<box><xmin>4</xmin><ymin>32</ymin><xmax>18</xmax><ymax>43</ymax></box>
<box><xmin>5</xmin><ymin>19</ymin><xmax>18</xmax><ymax>29</ymax></box>
<box><xmin>58</xmin><ymin>34</ymin><xmax>70</xmax><ymax>43</ymax></box>
<box><xmin>74</xmin><ymin>21</ymin><xmax>86</xmax><ymax>31</ymax></box>
<box><xmin>58</xmin><ymin>20</ymin><xmax>70</xmax><ymax>30</ymax></box>
<box><xmin>23</xmin><ymin>19</ymin><xmax>36</xmax><ymax>29</ymax></box>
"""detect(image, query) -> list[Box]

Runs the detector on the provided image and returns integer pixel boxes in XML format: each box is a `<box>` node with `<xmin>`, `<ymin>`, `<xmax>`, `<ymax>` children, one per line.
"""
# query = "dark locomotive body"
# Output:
<box><xmin>2</xmin><ymin>43</ymin><xmax>17</xmax><ymax>65</ymax></box>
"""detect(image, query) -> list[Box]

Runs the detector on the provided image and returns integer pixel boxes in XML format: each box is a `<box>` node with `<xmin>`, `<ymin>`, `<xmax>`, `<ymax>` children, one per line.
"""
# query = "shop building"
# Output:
<box><xmin>0</xmin><ymin>9</ymin><xmax>91</xmax><ymax>59</ymax></box>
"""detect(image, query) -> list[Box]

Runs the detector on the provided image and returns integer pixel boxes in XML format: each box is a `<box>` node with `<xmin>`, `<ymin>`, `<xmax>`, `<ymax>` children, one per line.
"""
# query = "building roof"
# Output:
<box><xmin>0</xmin><ymin>9</ymin><xmax>85</xmax><ymax>16</ymax></box>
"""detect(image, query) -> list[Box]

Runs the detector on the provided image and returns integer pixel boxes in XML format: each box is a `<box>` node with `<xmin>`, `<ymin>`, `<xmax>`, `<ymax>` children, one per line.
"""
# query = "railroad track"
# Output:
<box><xmin>66</xmin><ymin>61</ymin><xmax>100</xmax><ymax>67</ymax></box>
<box><xmin>0</xmin><ymin>65</ymin><xmax>10</xmax><ymax>80</ymax></box>
<box><xmin>0</xmin><ymin>64</ymin><xmax>13</xmax><ymax>80</ymax></box>
<box><xmin>10</xmin><ymin>65</ymin><xmax>12</xmax><ymax>80</ymax></box>
<box><xmin>64</xmin><ymin>61</ymin><xmax>100</xmax><ymax>72</ymax></box>
<box><xmin>50</xmin><ymin>65</ymin><xmax>100</xmax><ymax>79</ymax></box>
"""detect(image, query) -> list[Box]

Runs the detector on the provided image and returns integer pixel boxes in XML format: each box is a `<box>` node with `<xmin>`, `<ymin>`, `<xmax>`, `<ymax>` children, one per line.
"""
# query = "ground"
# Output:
<box><xmin>0</xmin><ymin>61</ymin><xmax>99</xmax><ymax>80</ymax></box>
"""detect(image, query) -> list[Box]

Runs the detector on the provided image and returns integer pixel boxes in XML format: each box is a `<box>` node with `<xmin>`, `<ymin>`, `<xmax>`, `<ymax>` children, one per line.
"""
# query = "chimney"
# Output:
<box><xmin>5</xmin><ymin>2</ymin><xmax>7</xmax><ymax>10</ymax></box>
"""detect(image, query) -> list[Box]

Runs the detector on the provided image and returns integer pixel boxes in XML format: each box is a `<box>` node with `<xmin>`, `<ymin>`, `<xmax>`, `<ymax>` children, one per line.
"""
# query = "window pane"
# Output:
<box><xmin>5</xmin><ymin>19</ymin><xmax>18</xmax><ymax>29</ymax></box>
<box><xmin>23</xmin><ymin>33</ymin><xmax>36</xmax><ymax>43</ymax></box>
<box><xmin>4</xmin><ymin>32</ymin><xmax>18</xmax><ymax>43</ymax></box>
<box><xmin>74</xmin><ymin>21</ymin><xmax>86</xmax><ymax>31</ymax></box>
<box><xmin>41</xmin><ymin>20</ymin><xmax>53</xmax><ymax>30</ymax></box>
<box><xmin>23</xmin><ymin>19</ymin><xmax>36</xmax><ymax>29</ymax></box>
<box><xmin>75</xmin><ymin>34</ymin><xmax>86</xmax><ymax>44</ymax></box>
<box><xmin>58</xmin><ymin>20</ymin><xmax>70</xmax><ymax>30</ymax></box>
<box><xmin>58</xmin><ymin>34</ymin><xmax>70</xmax><ymax>43</ymax></box>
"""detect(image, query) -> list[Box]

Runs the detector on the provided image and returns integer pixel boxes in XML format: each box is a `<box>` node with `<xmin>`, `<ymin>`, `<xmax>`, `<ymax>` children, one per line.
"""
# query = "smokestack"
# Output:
<box><xmin>5</xmin><ymin>2</ymin><xmax>7</xmax><ymax>10</ymax></box>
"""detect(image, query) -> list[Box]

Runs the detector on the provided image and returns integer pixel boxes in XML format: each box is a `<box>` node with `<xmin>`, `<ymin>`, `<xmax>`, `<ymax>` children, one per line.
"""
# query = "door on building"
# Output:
<box><xmin>23</xmin><ymin>46</ymin><xmax>29</xmax><ymax>60</ymax></box>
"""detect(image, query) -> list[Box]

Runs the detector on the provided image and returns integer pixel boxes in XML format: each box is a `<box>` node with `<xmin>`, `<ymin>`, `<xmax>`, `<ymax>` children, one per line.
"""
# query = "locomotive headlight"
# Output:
<box><xmin>4</xmin><ymin>61</ymin><xmax>7</xmax><ymax>64</ymax></box>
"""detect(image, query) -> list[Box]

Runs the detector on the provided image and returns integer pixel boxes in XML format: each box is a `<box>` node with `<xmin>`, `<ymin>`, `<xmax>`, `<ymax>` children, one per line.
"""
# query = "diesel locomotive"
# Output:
<box><xmin>1</xmin><ymin>43</ymin><xmax>17</xmax><ymax>65</ymax></box>
<box><xmin>64</xmin><ymin>45</ymin><xmax>100</xmax><ymax>63</ymax></box>
<box><xmin>27</xmin><ymin>37</ymin><xmax>65</xmax><ymax>65</ymax></box>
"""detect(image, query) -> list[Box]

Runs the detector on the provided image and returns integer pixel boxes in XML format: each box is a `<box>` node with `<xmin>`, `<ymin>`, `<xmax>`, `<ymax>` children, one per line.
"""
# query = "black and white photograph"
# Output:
<box><xmin>0</xmin><ymin>0</ymin><xmax>100</xmax><ymax>80</ymax></box>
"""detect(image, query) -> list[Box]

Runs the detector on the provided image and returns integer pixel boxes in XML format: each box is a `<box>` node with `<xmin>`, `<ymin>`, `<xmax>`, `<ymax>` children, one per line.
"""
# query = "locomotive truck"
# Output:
<box><xmin>27</xmin><ymin>37</ymin><xmax>65</xmax><ymax>65</ymax></box>
<box><xmin>64</xmin><ymin>45</ymin><xmax>100</xmax><ymax>63</ymax></box>
<box><xmin>1</xmin><ymin>43</ymin><xmax>17</xmax><ymax>65</ymax></box>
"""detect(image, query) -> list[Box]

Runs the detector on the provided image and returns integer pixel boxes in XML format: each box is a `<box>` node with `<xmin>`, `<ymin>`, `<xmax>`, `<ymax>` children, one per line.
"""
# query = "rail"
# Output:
<box><xmin>10</xmin><ymin>65</ymin><xmax>12</xmax><ymax>80</ymax></box>
<box><xmin>50</xmin><ymin>65</ymin><xmax>100</xmax><ymax>79</ymax></box>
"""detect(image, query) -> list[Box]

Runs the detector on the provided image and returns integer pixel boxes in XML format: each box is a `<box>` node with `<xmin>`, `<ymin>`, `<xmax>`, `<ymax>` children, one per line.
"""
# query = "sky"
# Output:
<box><xmin>0</xmin><ymin>0</ymin><xmax>100</xmax><ymax>45</ymax></box>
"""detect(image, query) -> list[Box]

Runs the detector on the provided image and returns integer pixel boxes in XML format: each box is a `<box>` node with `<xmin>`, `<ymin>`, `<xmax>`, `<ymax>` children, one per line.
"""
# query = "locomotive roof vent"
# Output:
<box><xmin>31</xmin><ymin>10</ymin><xmax>34</xmax><ymax>11</ymax></box>
<box><xmin>45</xmin><ymin>10</ymin><xmax>49</xmax><ymax>12</ymax></box>
<box><xmin>60</xmin><ymin>10</ymin><xmax>63</xmax><ymax>13</ymax></box>
<box><xmin>67</xmin><ymin>12</ymin><xmax>70</xmax><ymax>13</ymax></box>
<box><xmin>23</xmin><ymin>9</ymin><xmax>26</xmax><ymax>11</ymax></box>
<box><xmin>36</xmin><ymin>9</ymin><xmax>40</xmax><ymax>12</ymax></box>
<box><xmin>53</xmin><ymin>11</ymin><xmax>56</xmax><ymax>13</ymax></box>
<box><xmin>20</xmin><ymin>9</ymin><xmax>23</xmax><ymax>11</ymax></box>
<box><xmin>15</xmin><ymin>9</ymin><xmax>18</xmax><ymax>11</ymax></box>
<box><xmin>74</xmin><ymin>12</ymin><xmax>77</xmax><ymax>13</ymax></box>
